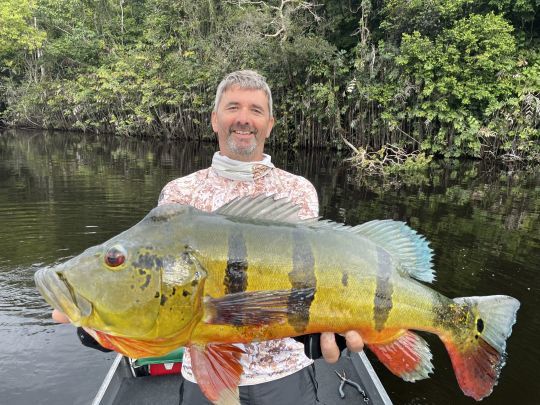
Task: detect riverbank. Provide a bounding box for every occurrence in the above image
[1,1,539,161]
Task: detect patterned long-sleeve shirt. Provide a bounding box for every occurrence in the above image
[158,163,319,385]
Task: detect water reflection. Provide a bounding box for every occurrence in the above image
[0,129,539,404]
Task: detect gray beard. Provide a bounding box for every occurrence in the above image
[226,133,258,156]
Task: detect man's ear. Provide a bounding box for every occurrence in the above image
[211,111,218,133]
[266,116,275,138]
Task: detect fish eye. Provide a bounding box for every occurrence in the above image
[105,245,127,269]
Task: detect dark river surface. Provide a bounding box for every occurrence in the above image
[1,129,538,405]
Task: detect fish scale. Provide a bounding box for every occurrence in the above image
[189,211,444,341]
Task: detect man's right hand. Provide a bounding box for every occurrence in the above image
[52,309,113,352]
[321,331,364,364]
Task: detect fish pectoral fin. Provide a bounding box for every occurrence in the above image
[190,344,244,405]
[203,288,315,326]
[367,330,434,382]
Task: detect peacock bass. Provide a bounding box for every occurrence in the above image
[34,195,520,404]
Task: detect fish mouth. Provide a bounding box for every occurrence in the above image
[34,267,93,324]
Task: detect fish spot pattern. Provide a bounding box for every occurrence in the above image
[141,274,152,291]
[133,253,163,291]
[477,318,484,333]
[433,298,471,341]
[374,246,393,331]
[288,229,316,333]
[341,271,349,287]
[134,253,163,271]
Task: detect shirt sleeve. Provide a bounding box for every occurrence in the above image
[290,177,319,219]
[158,173,199,206]
[158,182,176,206]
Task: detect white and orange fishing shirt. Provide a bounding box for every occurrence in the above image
[158,158,318,385]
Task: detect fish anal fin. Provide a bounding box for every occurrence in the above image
[190,344,244,405]
[204,288,315,326]
[367,330,433,382]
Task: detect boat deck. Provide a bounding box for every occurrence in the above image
[94,351,392,405]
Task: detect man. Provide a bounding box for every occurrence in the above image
[158,70,364,404]
[53,70,364,404]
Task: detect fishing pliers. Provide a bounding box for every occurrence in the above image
[335,370,369,402]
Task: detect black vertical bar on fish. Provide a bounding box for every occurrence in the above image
[223,227,249,327]
[374,246,393,331]
[288,229,316,333]
[224,227,249,294]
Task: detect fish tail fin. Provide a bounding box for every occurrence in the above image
[440,295,520,401]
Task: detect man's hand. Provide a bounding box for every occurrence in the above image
[52,309,70,323]
[321,331,364,363]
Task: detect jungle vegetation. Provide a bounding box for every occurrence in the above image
[1,0,539,162]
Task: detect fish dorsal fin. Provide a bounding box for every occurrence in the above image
[215,194,312,224]
[215,196,433,282]
[311,219,434,282]
[352,220,434,282]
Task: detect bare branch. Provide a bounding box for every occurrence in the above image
[264,27,285,38]
[226,0,322,40]
[341,135,360,155]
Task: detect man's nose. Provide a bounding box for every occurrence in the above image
[235,108,250,125]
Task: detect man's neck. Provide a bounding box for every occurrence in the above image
[219,151,264,162]
[211,152,274,181]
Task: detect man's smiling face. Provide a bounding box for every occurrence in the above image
[212,85,274,162]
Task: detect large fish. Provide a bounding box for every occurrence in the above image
[35,195,519,404]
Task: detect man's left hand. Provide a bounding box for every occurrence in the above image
[320,331,364,364]
[52,309,70,323]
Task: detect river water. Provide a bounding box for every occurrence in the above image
[1,129,538,404]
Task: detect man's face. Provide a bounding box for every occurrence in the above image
[212,85,274,162]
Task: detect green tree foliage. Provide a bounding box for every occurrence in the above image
[395,13,517,157]
[378,0,475,41]
[0,0,46,74]
[349,0,539,161]
[1,0,539,161]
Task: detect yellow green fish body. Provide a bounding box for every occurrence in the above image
[35,196,519,404]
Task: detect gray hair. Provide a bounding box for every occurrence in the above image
[213,70,273,117]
